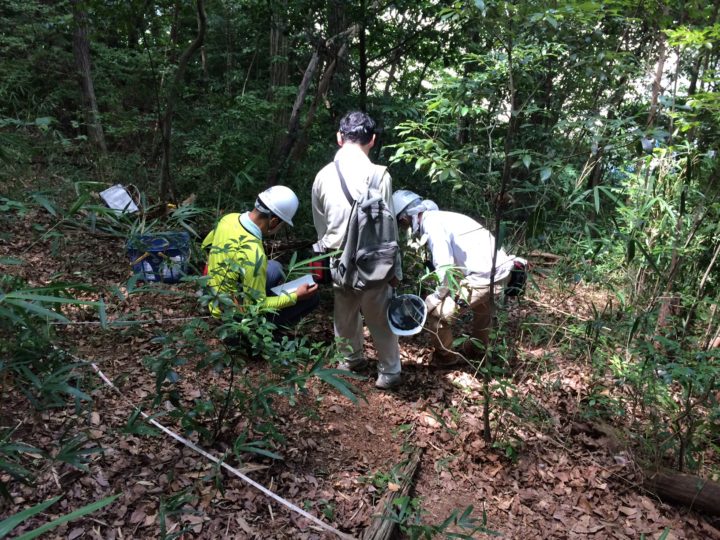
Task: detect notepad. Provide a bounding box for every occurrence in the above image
[99,184,139,214]
[270,274,315,296]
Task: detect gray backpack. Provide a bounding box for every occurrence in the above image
[331,161,399,290]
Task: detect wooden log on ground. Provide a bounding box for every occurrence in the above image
[645,470,720,516]
[362,448,423,540]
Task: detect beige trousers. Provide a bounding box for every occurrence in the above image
[426,275,508,356]
[333,284,401,375]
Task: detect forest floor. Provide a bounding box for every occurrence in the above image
[2,205,720,540]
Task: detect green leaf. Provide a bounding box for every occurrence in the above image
[30,193,57,217]
[593,186,600,214]
[98,298,107,329]
[522,154,531,169]
[6,292,97,306]
[540,167,552,181]
[4,299,69,322]
[12,494,120,540]
[0,257,23,265]
[34,117,53,128]
[67,193,90,217]
[625,238,635,264]
[312,369,361,404]
[0,496,62,537]
[235,444,282,460]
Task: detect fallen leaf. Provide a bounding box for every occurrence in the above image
[129,508,146,524]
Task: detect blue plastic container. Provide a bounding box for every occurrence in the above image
[127,231,190,283]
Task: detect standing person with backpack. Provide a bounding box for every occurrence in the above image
[311,111,403,389]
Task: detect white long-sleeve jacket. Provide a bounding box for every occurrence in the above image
[420,210,517,294]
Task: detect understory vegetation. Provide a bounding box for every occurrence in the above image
[2,0,719,537]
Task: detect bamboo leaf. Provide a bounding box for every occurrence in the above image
[0,496,62,537]
[4,300,69,322]
[30,192,58,217]
[12,494,120,540]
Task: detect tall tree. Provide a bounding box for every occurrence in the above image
[71,0,107,156]
[159,0,206,205]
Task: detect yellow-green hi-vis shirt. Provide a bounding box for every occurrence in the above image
[202,213,297,317]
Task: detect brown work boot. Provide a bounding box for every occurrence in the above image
[460,340,486,359]
[430,349,463,368]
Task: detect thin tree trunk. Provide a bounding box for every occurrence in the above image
[483,38,520,444]
[268,0,288,114]
[266,49,321,186]
[327,0,350,100]
[225,4,233,95]
[127,0,151,48]
[273,25,357,173]
[646,8,669,130]
[159,0,206,205]
[71,0,107,156]
[382,57,399,96]
[291,40,349,161]
[358,0,368,111]
[200,45,209,80]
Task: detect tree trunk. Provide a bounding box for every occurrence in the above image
[268,0,289,111]
[290,40,349,161]
[646,8,669,130]
[327,0,350,102]
[273,25,357,173]
[645,471,720,516]
[266,49,321,186]
[71,0,107,156]
[484,40,521,443]
[358,0,368,111]
[224,3,234,96]
[159,0,207,205]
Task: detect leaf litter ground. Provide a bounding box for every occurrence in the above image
[1,210,718,539]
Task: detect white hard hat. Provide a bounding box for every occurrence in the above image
[392,190,422,218]
[257,185,299,226]
[387,294,427,336]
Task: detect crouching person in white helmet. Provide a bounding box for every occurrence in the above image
[393,189,524,367]
[202,186,320,332]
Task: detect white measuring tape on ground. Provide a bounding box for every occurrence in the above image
[49,316,211,326]
[66,350,357,540]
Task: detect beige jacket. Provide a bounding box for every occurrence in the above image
[312,144,402,280]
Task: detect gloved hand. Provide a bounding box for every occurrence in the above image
[425,292,456,321]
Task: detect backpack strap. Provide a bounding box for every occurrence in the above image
[334,160,355,206]
[368,165,387,190]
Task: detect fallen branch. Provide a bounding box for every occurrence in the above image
[644,470,720,516]
[362,447,423,540]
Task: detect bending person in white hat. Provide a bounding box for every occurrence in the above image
[392,190,523,366]
[203,185,319,327]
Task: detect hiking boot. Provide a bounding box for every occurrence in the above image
[430,350,463,368]
[460,340,485,359]
[375,372,402,389]
[337,358,368,372]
